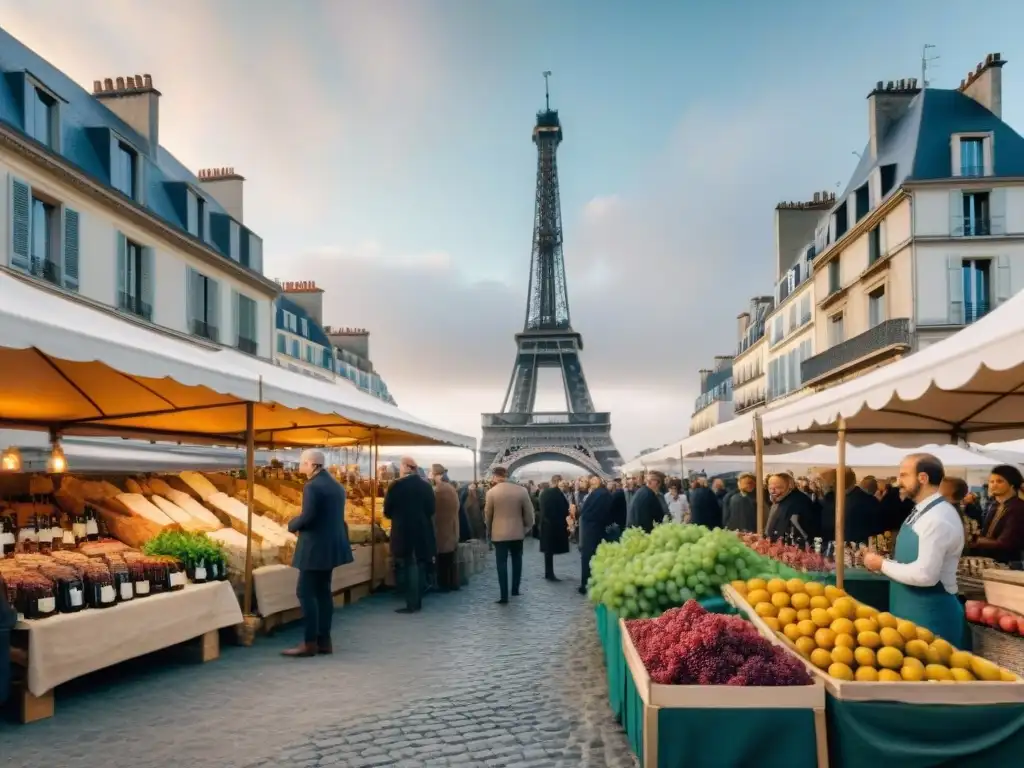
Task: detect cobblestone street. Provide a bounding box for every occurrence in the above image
[2,540,634,768]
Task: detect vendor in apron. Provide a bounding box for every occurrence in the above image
[862,453,966,645]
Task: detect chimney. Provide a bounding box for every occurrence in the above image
[93,73,160,156]
[867,77,920,160]
[699,369,711,391]
[959,53,1005,118]
[197,167,245,222]
[736,312,751,343]
[278,279,325,326]
[713,355,733,372]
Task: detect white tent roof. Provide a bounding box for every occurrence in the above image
[761,288,1024,446]
[697,442,1013,471]
[620,413,757,473]
[0,271,474,450]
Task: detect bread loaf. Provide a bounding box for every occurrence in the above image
[178,471,219,501]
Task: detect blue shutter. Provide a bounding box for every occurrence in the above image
[996,255,1012,305]
[990,188,1007,236]
[116,232,128,307]
[202,203,211,244]
[21,78,35,139]
[948,255,964,323]
[140,247,154,321]
[186,190,198,236]
[185,266,197,333]
[249,233,263,272]
[62,207,80,291]
[949,191,963,237]
[228,221,240,261]
[109,133,122,192]
[207,279,220,341]
[231,288,240,346]
[9,176,30,270]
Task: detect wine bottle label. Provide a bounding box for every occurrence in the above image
[69,588,83,608]
[135,580,151,595]
[194,566,207,581]
[62,530,75,545]
[72,523,87,539]
[17,528,36,542]
[0,531,14,545]
[37,596,56,614]
[169,571,186,588]
[100,585,116,603]
[119,582,133,601]
[85,519,99,536]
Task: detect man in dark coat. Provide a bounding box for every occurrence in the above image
[764,473,819,545]
[384,456,436,614]
[689,475,722,529]
[539,474,570,581]
[578,475,612,595]
[723,473,758,532]
[818,469,882,549]
[283,448,354,657]
[609,480,628,529]
[626,471,669,532]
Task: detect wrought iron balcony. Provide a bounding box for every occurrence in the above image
[26,258,61,287]
[191,319,219,342]
[952,216,1004,237]
[734,390,766,413]
[117,291,153,321]
[693,383,732,413]
[801,318,911,385]
[236,336,258,355]
[951,301,992,325]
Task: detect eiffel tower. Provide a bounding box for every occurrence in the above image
[480,74,623,478]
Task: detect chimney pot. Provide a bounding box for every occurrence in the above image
[977,62,983,74]
[876,80,884,91]
[116,76,125,90]
[813,192,820,202]
[104,77,114,91]
[143,74,153,88]
[126,76,135,89]
[93,80,102,93]
[135,73,143,87]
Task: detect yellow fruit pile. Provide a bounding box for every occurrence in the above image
[731,577,1017,683]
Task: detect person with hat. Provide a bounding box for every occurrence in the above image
[970,464,1024,563]
[862,453,965,643]
[430,463,461,591]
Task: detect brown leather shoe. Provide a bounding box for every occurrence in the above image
[280,642,317,658]
[317,639,333,655]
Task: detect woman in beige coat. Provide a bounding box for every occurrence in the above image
[431,464,461,591]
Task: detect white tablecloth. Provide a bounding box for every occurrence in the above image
[252,544,375,616]
[16,580,242,696]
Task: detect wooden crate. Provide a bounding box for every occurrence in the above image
[983,569,1024,616]
[620,617,827,768]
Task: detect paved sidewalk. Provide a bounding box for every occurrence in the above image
[2,540,634,768]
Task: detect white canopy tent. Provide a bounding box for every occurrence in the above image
[619,413,759,473]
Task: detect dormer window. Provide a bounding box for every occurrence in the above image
[30,87,57,148]
[952,133,993,178]
[112,140,138,199]
[186,190,207,240]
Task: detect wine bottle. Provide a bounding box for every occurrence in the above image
[85,505,100,541]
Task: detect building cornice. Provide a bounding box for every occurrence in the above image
[903,176,1024,188]
[812,189,908,273]
[0,124,280,297]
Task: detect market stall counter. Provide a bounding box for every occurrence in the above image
[10,580,241,723]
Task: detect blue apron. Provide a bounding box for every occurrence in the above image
[888,497,965,645]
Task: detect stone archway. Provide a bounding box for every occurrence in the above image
[490,445,608,478]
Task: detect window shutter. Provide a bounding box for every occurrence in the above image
[62,207,80,291]
[990,188,1007,235]
[951,137,962,177]
[186,190,198,236]
[228,221,240,261]
[116,232,128,301]
[878,221,887,257]
[949,190,964,236]
[22,79,35,139]
[996,255,1012,304]
[947,255,964,323]
[109,132,122,191]
[140,247,154,321]
[185,267,197,333]
[231,288,240,346]
[135,157,145,204]
[207,279,220,341]
[983,137,994,176]
[9,176,31,270]
[202,205,211,244]
[249,233,263,272]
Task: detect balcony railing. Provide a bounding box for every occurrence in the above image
[734,391,766,413]
[694,383,732,413]
[952,216,1004,237]
[117,291,153,321]
[191,319,219,342]
[960,165,985,178]
[236,336,258,355]
[26,257,61,286]
[801,318,911,384]
[951,301,992,325]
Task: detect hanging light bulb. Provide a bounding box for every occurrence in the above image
[1,446,22,472]
[47,441,67,474]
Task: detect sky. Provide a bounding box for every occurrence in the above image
[4,1,1024,475]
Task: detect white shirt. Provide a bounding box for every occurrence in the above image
[880,492,963,594]
[665,492,690,523]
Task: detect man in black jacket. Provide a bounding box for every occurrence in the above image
[723,473,758,532]
[819,469,884,549]
[627,471,670,532]
[689,475,722,529]
[764,473,819,544]
[578,475,613,594]
[283,449,354,657]
[538,474,570,581]
[384,456,436,615]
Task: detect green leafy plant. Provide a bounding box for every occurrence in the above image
[143,529,226,569]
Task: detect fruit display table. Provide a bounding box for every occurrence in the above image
[724,583,1024,767]
[620,616,827,768]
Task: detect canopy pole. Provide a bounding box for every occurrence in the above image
[679,444,684,481]
[242,402,256,616]
[754,414,765,533]
[835,417,848,590]
[368,431,380,593]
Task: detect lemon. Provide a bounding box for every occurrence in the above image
[876,612,898,630]
[925,664,954,681]
[797,619,817,637]
[835,633,856,649]
[902,656,924,673]
[763,617,781,631]
[777,608,798,626]
[766,578,788,594]
[831,618,855,636]
[951,668,976,682]
[832,597,857,619]
[797,609,812,621]
[878,669,902,681]
[877,646,904,670]
[854,646,877,668]
[815,628,837,650]
[747,578,767,591]
[949,651,972,670]
[1001,670,1018,682]
[771,591,792,609]
[786,578,806,594]
[915,626,935,643]
[810,648,833,669]
[901,664,925,681]
[854,617,879,634]
[755,602,778,618]
[829,662,855,680]
[857,631,882,649]
[855,666,879,681]
[811,608,832,627]
[730,580,749,595]
[795,636,817,657]
[831,645,855,666]
[790,593,811,610]
[747,589,771,606]
[824,585,846,601]
[879,627,905,649]
[804,581,826,597]
[904,639,929,661]
[969,655,1002,682]
[855,604,879,619]
[896,620,919,642]
[784,624,803,642]
[809,596,831,610]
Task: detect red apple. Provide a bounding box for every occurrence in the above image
[966,601,984,623]
[999,614,1018,633]
[982,605,1002,626]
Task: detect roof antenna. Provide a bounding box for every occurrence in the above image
[922,44,939,89]
[543,70,552,111]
